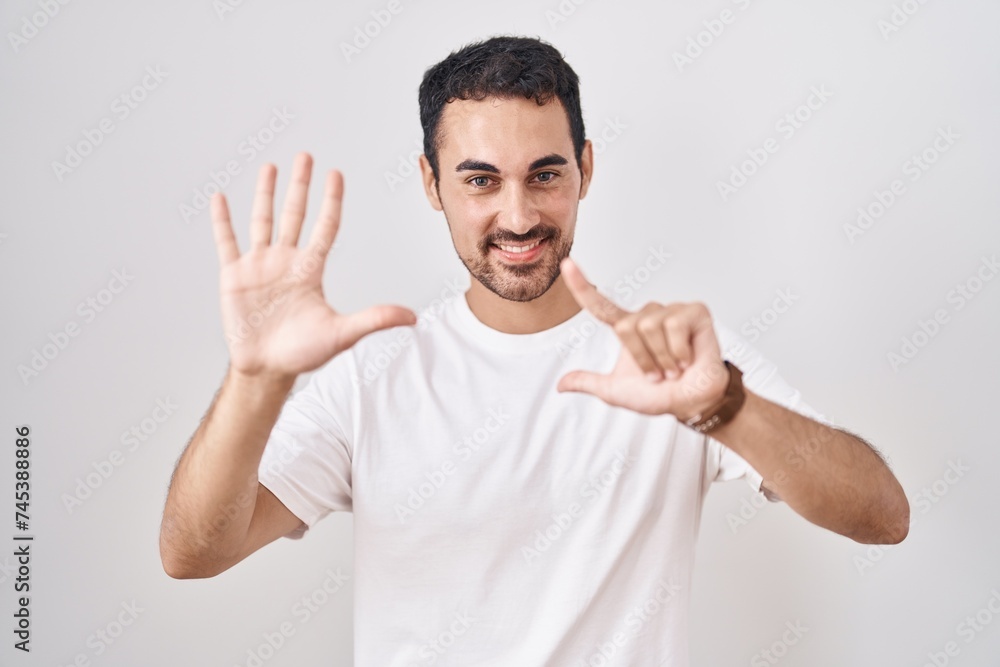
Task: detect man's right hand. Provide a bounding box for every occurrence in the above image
[210,152,417,380]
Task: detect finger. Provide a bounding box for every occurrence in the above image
[249,163,277,249]
[336,305,418,351]
[307,170,343,257]
[277,152,314,246]
[560,257,629,325]
[687,304,721,366]
[556,370,622,406]
[665,307,697,371]
[636,311,680,379]
[210,192,240,264]
[614,314,666,380]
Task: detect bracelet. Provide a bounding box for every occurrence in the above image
[684,361,746,434]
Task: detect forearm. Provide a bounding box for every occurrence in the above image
[159,367,294,575]
[708,389,909,544]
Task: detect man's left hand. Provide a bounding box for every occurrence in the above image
[556,257,730,422]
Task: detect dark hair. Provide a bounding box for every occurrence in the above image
[418,35,586,183]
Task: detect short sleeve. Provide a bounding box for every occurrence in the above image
[257,351,357,539]
[707,321,839,503]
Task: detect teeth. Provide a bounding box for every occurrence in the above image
[497,239,542,254]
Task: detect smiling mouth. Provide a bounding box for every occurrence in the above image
[490,237,548,263]
[493,238,543,253]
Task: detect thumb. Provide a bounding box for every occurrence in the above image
[337,305,418,351]
[557,370,617,403]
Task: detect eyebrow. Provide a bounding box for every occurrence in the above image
[454,153,569,174]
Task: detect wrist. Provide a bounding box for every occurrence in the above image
[683,361,746,433]
[676,360,729,422]
[226,365,297,397]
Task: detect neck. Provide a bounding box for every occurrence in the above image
[465,275,582,334]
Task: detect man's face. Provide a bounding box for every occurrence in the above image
[419,96,593,303]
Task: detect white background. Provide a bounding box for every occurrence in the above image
[2,0,999,665]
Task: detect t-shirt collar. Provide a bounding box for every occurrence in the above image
[450,289,597,354]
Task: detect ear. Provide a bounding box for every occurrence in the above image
[578,140,594,200]
[419,154,443,211]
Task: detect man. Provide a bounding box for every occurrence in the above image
[160,36,908,666]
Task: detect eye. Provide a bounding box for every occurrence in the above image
[535,171,557,183]
[470,175,492,188]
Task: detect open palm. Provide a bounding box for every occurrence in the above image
[211,153,416,379]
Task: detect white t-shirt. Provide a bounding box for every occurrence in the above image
[257,288,834,666]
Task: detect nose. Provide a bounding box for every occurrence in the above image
[497,182,540,235]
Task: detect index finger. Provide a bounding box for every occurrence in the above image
[560,257,629,325]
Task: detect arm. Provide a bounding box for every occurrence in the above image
[159,153,416,579]
[553,258,908,546]
[159,369,299,579]
[708,389,909,545]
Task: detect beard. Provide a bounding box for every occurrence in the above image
[445,214,574,303]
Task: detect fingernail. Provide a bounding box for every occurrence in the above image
[666,369,680,380]
[646,371,663,382]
